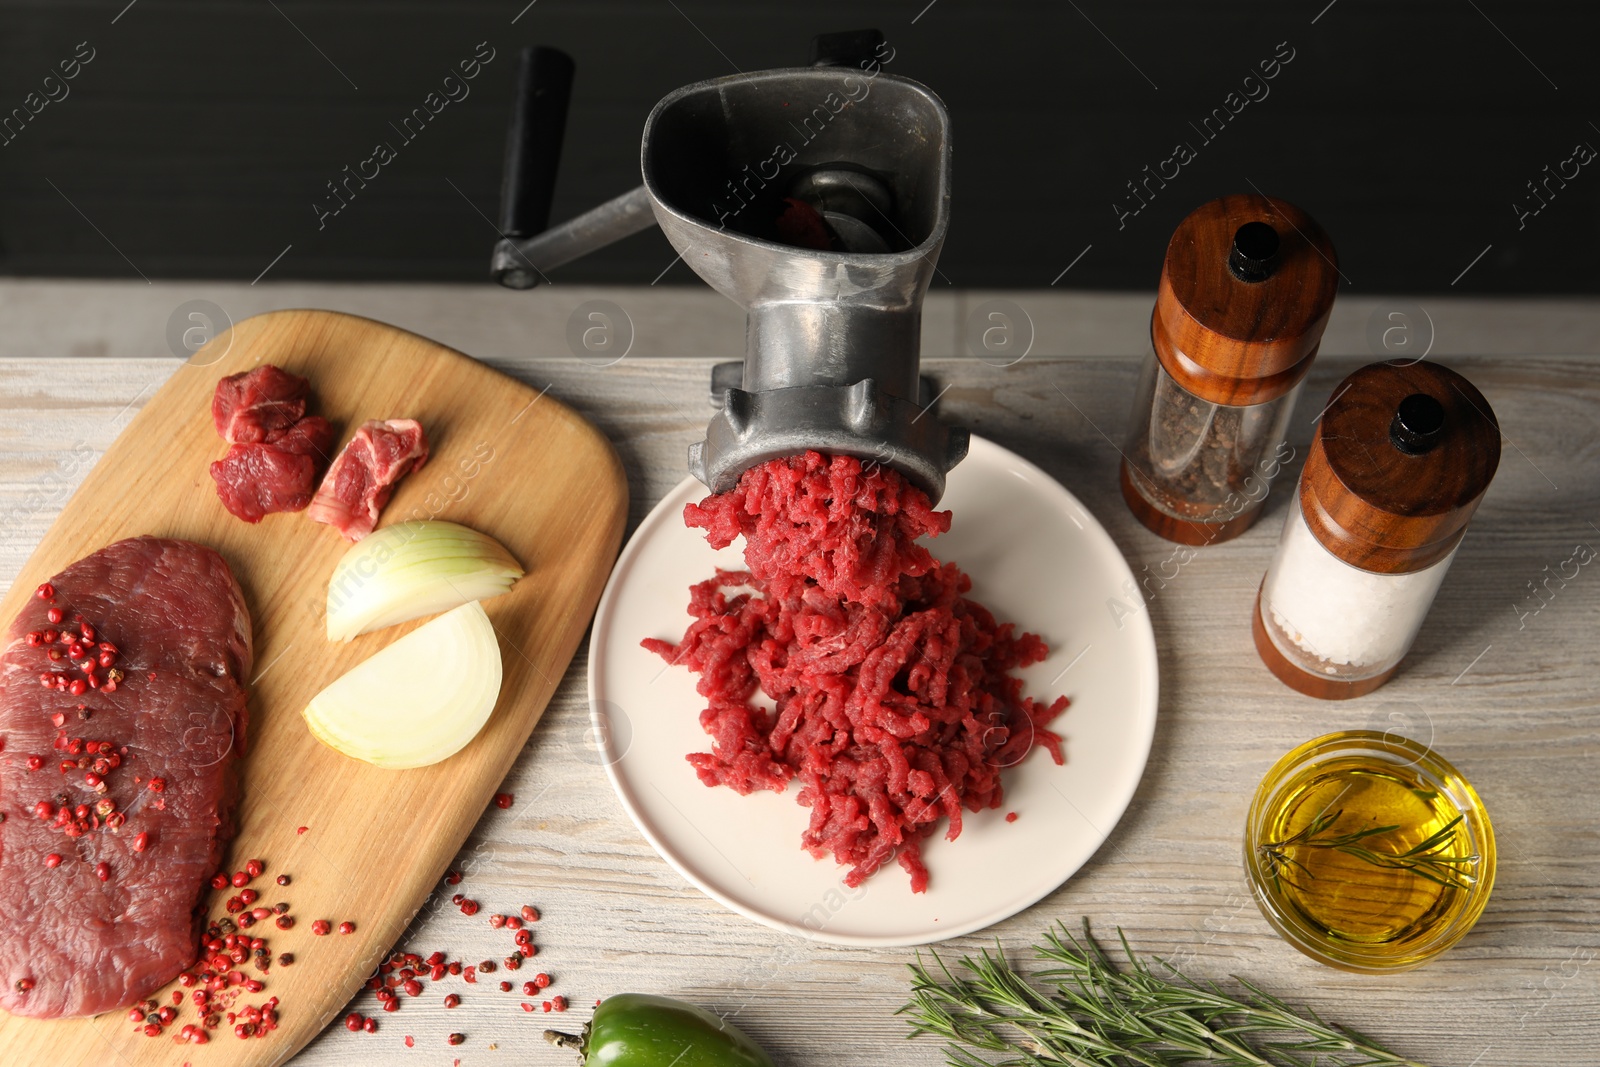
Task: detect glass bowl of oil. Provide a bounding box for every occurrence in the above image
[1244,731,1495,973]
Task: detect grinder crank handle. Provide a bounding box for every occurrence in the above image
[499,46,574,241]
[492,46,656,289]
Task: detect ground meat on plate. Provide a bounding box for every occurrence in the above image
[644,451,1067,893]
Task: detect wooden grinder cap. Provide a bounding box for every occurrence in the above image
[1153,195,1339,407]
[1300,360,1501,574]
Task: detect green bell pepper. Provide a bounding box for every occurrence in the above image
[545,993,775,1067]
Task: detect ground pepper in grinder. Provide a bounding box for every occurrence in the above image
[1121,195,1338,544]
[1253,359,1501,699]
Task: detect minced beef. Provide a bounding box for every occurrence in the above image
[643,452,1067,893]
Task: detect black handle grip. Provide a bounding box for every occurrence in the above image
[498,46,576,239]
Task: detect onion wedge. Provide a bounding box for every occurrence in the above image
[303,601,502,769]
[326,520,523,642]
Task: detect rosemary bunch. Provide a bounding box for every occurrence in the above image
[1258,810,1476,891]
[902,919,1434,1067]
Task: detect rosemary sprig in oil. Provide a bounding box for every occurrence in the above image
[1258,808,1477,891]
[902,919,1435,1067]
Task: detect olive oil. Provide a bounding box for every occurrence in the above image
[1245,732,1495,972]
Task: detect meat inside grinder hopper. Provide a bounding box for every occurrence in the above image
[490,50,968,501]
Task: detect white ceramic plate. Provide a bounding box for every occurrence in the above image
[587,436,1158,947]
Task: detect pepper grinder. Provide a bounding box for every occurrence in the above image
[1253,359,1502,699]
[1120,195,1338,544]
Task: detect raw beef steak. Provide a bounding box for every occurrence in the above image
[306,418,430,542]
[0,537,251,1018]
[211,364,309,445]
[209,415,335,523]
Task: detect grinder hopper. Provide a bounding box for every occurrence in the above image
[492,36,968,501]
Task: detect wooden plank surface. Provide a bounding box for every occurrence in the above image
[11,279,1600,367]
[0,311,628,1066]
[1,346,1596,1066]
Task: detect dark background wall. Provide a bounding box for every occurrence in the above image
[0,1,1594,293]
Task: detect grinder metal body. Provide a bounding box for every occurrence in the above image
[492,39,968,501]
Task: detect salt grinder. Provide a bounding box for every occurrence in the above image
[1121,195,1338,544]
[1253,360,1501,700]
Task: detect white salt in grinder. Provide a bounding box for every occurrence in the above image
[1253,360,1501,699]
[489,32,968,502]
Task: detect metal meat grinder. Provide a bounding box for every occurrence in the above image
[491,30,968,502]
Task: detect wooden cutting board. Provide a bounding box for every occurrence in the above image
[0,310,627,1066]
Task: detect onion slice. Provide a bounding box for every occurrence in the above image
[326,520,523,642]
[303,601,502,769]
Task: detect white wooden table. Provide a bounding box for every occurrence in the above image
[1,300,1596,1066]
